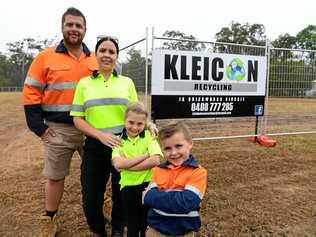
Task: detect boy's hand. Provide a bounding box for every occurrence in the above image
[142,187,149,204]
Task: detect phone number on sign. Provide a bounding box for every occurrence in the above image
[191,102,233,112]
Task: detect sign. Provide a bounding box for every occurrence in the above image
[151,49,267,119]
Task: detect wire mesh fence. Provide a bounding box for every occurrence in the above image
[269,48,316,97]
[0,87,22,92]
[149,37,316,139]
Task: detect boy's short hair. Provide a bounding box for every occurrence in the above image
[62,7,86,27]
[125,102,148,119]
[158,121,192,142]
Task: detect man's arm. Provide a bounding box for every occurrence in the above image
[23,52,48,137]
[24,104,48,136]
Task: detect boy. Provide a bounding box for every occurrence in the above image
[112,102,163,237]
[143,121,207,236]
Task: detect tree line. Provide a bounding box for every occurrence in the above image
[0,22,315,90]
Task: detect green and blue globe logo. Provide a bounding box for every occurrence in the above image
[226,58,245,81]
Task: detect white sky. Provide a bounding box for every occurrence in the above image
[1,0,315,56]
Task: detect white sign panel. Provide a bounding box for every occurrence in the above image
[151,49,267,119]
[152,49,267,96]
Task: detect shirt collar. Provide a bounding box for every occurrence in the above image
[120,128,145,140]
[158,154,199,168]
[55,40,91,56]
[90,71,118,80]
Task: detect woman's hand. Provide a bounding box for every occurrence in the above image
[97,132,121,148]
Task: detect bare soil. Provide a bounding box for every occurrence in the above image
[0,93,316,237]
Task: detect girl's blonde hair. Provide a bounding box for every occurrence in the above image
[125,102,148,120]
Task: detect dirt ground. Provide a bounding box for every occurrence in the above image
[0,93,316,237]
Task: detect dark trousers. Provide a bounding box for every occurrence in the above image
[121,183,149,237]
[81,136,123,236]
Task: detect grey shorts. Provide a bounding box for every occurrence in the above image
[42,122,84,180]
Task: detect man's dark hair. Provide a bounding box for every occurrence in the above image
[62,7,86,27]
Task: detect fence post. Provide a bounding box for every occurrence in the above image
[262,38,271,135]
[145,27,149,110]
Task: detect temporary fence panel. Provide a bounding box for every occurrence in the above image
[150,31,316,139]
[118,30,149,107]
[0,87,22,92]
[264,47,316,135]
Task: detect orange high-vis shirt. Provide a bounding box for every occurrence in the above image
[23,47,98,108]
[23,41,98,136]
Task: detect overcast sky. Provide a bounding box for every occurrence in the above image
[1,0,315,55]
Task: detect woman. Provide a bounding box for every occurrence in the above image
[70,37,138,237]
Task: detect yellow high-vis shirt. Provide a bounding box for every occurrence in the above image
[70,73,138,134]
[112,129,163,189]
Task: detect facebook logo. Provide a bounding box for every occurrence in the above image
[254,105,263,116]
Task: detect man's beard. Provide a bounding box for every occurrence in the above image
[63,33,83,47]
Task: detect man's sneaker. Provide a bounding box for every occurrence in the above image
[38,214,58,237]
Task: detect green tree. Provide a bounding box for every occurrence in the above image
[215,21,266,45]
[4,37,57,86]
[214,22,266,55]
[271,33,297,49]
[122,48,146,92]
[0,53,16,86]
[161,30,205,51]
[296,25,316,50]
[271,34,298,60]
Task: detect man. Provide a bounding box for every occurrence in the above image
[23,7,98,236]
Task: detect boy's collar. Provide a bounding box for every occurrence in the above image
[159,154,199,168]
[120,128,145,140]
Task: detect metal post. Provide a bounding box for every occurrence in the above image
[262,38,271,135]
[151,27,155,122]
[145,27,149,110]
[151,27,155,54]
[21,54,26,86]
[254,116,259,142]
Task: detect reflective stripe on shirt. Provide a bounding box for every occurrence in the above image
[42,104,72,112]
[153,209,199,217]
[185,184,202,199]
[84,98,130,109]
[46,82,77,90]
[98,125,125,134]
[71,104,84,112]
[24,76,46,91]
